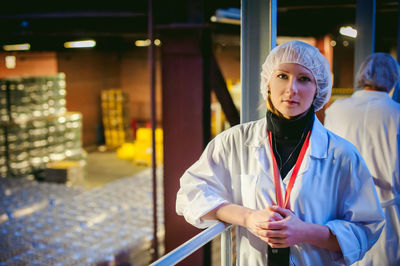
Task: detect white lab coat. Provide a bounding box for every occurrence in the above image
[324,90,400,265]
[176,116,384,266]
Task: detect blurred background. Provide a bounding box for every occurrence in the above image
[0,0,398,265]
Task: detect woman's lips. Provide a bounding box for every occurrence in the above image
[283,100,298,105]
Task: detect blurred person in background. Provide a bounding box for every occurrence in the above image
[176,40,384,265]
[324,52,400,265]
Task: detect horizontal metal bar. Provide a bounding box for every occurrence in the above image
[0,11,145,19]
[150,222,232,266]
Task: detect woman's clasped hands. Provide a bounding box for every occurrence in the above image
[246,205,308,248]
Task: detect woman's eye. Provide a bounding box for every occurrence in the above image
[277,73,288,79]
[299,76,311,82]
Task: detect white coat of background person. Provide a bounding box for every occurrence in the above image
[176,41,385,265]
[324,53,400,265]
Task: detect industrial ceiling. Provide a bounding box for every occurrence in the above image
[0,0,397,51]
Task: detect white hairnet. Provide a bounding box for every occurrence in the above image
[260,40,332,111]
[356,52,400,92]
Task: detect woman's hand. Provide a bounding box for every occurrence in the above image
[201,203,283,233]
[203,203,341,252]
[245,205,284,235]
[253,206,341,252]
[254,205,306,248]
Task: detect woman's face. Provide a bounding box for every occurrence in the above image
[268,63,317,118]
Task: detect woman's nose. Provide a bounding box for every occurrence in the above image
[287,79,298,95]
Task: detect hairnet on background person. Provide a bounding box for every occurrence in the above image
[260,40,332,111]
[356,52,400,92]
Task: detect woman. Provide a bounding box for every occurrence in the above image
[176,40,384,265]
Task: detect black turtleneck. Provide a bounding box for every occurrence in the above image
[266,107,315,178]
[266,107,314,266]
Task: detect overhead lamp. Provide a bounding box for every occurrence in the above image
[210,8,240,25]
[135,39,151,47]
[154,39,161,46]
[3,43,31,51]
[5,56,16,69]
[135,39,162,47]
[64,40,96,48]
[210,15,240,25]
[339,26,357,38]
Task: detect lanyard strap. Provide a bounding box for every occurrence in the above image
[268,130,311,209]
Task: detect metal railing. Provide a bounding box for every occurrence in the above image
[150,222,233,266]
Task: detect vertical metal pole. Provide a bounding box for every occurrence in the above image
[393,0,400,103]
[241,0,276,123]
[354,0,376,90]
[148,0,158,261]
[161,28,208,265]
[220,228,232,266]
[5,81,11,176]
[267,1,277,54]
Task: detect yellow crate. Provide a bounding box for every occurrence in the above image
[133,142,163,166]
[116,142,135,160]
[136,128,163,143]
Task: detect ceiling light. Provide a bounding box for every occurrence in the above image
[210,16,240,25]
[5,56,16,69]
[64,40,96,48]
[339,26,357,38]
[154,39,162,46]
[3,43,31,51]
[135,39,151,47]
[215,8,240,20]
[210,8,240,25]
[135,39,162,47]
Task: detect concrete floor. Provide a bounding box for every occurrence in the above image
[84,148,150,189]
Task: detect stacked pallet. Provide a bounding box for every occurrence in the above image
[0,74,84,178]
[101,89,131,149]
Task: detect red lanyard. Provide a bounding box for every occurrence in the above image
[267,130,311,209]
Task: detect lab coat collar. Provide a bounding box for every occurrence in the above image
[244,118,268,148]
[309,117,328,159]
[352,89,391,100]
[245,115,328,160]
